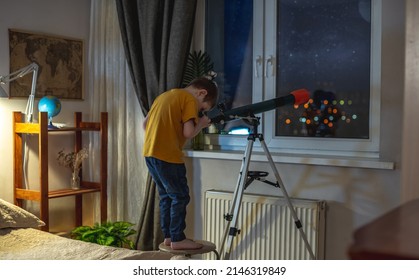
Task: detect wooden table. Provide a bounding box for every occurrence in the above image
[348,199,419,259]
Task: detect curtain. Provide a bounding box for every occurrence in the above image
[115,0,197,250]
[88,0,147,225]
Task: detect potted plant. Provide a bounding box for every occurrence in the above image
[71,221,137,249]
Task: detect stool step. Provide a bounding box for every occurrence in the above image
[159,240,219,259]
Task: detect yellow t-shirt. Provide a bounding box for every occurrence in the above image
[143,89,198,163]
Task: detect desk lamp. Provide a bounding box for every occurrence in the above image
[0,62,39,123]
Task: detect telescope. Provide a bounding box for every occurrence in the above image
[208,88,310,124]
[214,87,317,260]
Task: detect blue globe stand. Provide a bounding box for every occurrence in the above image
[47,117,59,129]
[38,95,61,129]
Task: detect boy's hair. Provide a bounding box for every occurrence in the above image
[187,77,219,108]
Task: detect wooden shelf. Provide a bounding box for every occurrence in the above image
[13,111,108,232]
[48,187,101,198]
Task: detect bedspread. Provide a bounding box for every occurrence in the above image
[0,227,173,260]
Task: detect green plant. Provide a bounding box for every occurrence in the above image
[71,221,137,249]
[182,50,214,87]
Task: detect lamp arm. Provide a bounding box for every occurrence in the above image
[25,63,39,123]
[0,62,39,123]
[0,62,38,83]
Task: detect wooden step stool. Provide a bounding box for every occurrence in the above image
[159,240,220,259]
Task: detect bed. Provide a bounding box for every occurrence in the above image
[0,199,174,260]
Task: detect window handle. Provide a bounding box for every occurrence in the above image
[254,55,263,77]
[265,55,275,77]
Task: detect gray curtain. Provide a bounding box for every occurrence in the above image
[115,0,197,250]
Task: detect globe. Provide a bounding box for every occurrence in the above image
[38,95,62,127]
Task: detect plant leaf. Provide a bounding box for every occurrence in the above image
[71,221,137,249]
[182,50,214,87]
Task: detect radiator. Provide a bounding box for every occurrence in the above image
[204,190,326,260]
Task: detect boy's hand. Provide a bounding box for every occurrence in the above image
[183,116,211,139]
[198,115,211,129]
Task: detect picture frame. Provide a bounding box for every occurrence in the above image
[8,29,84,100]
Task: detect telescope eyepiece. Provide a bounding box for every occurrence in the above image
[217,103,226,112]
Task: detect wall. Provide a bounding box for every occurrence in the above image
[0,0,408,259]
[0,0,91,232]
[184,0,405,260]
[401,0,419,201]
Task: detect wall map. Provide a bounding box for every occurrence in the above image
[9,29,83,99]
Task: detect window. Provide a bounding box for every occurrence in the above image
[205,0,381,157]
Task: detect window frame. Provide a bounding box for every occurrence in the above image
[204,0,382,159]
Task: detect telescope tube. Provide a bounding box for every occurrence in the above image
[210,88,310,124]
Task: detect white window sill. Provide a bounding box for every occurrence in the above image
[184,149,395,170]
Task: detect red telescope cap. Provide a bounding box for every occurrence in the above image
[291,89,310,105]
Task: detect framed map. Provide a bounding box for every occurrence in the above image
[8,29,84,99]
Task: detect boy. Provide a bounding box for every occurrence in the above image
[143,77,218,250]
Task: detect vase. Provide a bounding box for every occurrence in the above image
[192,131,205,150]
[71,172,80,190]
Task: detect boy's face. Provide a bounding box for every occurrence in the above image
[200,101,212,113]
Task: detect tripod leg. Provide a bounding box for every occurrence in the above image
[259,139,316,259]
[219,138,255,260]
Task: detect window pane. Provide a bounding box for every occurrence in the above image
[275,0,371,139]
[205,0,253,134]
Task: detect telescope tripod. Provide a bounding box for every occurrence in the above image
[218,118,315,260]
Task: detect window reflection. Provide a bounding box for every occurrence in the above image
[275,0,371,138]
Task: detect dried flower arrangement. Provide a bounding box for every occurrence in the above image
[57,148,89,176]
[57,148,88,189]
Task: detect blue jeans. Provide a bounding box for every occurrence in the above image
[145,157,190,242]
